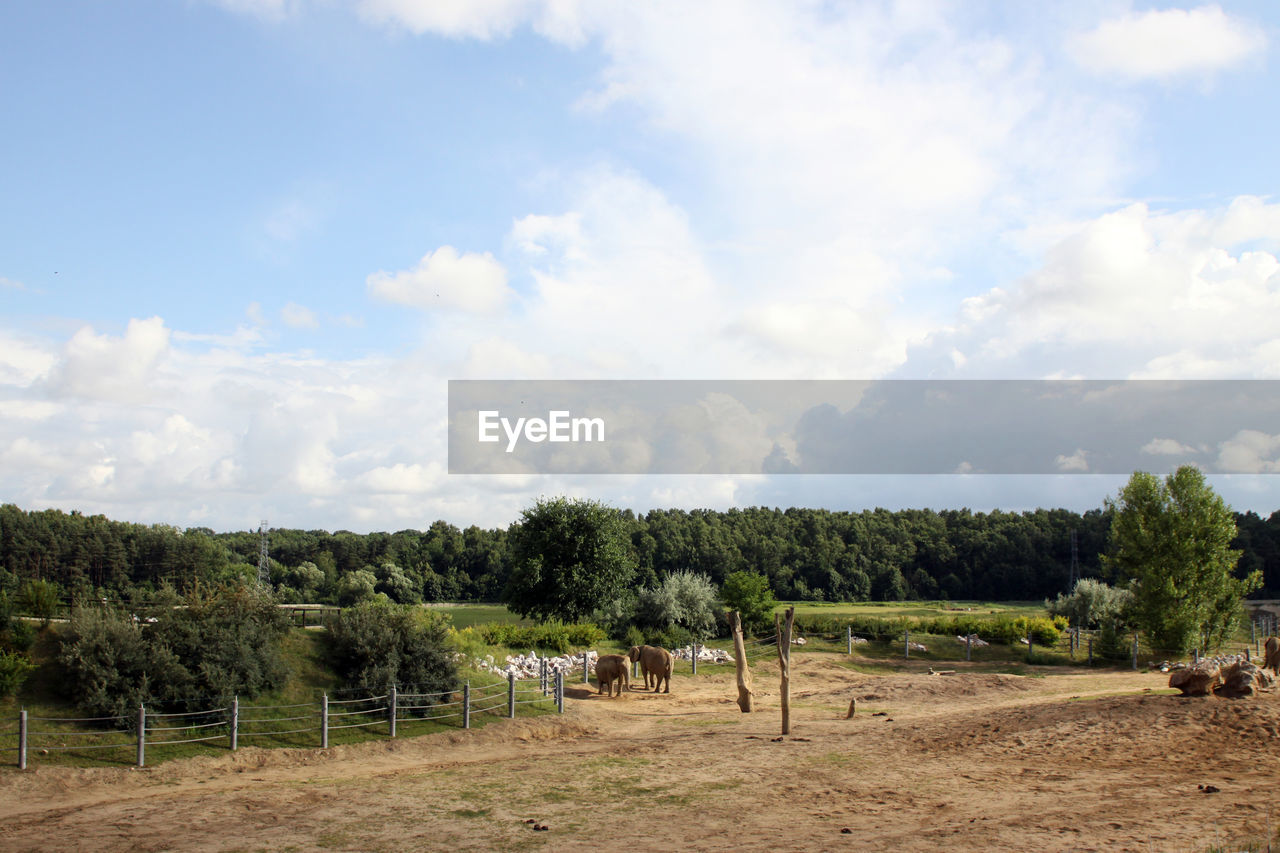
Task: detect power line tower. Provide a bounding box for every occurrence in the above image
[257,520,270,588]
[1067,528,1079,589]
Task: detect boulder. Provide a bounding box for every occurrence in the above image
[1169,662,1220,696]
[1215,660,1274,698]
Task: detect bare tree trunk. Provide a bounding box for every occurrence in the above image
[729,610,753,713]
[776,605,794,735]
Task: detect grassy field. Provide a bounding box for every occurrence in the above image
[779,599,1046,620]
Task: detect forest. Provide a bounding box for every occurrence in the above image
[2,502,1278,606]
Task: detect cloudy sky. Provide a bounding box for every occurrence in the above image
[3,1,1279,532]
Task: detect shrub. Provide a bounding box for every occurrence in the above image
[57,586,291,719]
[1046,579,1132,630]
[634,571,720,639]
[0,650,36,699]
[473,621,605,653]
[324,600,459,696]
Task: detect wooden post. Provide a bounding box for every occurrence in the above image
[463,682,471,729]
[776,605,794,735]
[321,693,329,748]
[230,696,238,752]
[1026,629,1033,661]
[389,685,397,738]
[1193,648,1199,665]
[18,709,27,770]
[136,704,146,768]
[1088,635,1093,665]
[729,611,753,713]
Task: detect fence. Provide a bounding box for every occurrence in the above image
[3,671,563,771]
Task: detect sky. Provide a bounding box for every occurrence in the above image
[2,0,1279,533]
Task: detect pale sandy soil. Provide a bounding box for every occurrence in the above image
[3,654,1279,852]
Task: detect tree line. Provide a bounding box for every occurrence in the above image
[2,501,1278,606]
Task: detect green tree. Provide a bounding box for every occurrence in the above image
[324,600,458,696]
[1104,467,1260,655]
[19,578,61,627]
[503,497,635,622]
[719,571,778,634]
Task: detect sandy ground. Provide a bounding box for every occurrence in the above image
[3,654,1279,852]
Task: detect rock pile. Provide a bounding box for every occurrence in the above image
[466,650,598,679]
[955,634,989,647]
[673,645,735,664]
[1167,655,1276,697]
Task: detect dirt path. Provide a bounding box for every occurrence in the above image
[3,656,1278,852]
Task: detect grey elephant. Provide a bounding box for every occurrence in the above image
[595,653,630,697]
[628,644,674,693]
[1264,636,1280,676]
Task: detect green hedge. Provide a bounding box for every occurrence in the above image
[790,613,1065,647]
[475,620,605,653]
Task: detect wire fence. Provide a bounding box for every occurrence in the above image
[3,671,564,771]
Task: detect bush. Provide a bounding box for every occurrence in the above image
[1046,579,1132,630]
[57,586,291,719]
[634,571,720,639]
[324,600,459,696]
[473,621,605,653]
[0,650,36,699]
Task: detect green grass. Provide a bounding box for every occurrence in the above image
[778,600,1046,620]
[428,603,531,629]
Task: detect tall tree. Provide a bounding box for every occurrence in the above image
[502,497,636,622]
[1104,466,1260,655]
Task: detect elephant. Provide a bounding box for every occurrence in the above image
[595,653,630,697]
[628,644,674,694]
[1264,636,1280,676]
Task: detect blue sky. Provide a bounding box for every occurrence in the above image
[3,0,1279,532]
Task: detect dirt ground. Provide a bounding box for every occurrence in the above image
[3,654,1279,852]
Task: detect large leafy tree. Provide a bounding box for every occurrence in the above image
[503,497,635,622]
[1104,466,1259,655]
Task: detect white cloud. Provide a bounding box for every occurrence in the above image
[1055,449,1090,472]
[1068,5,1267,81]
[1217,430,1280,473]
[1,276,25,289]
[1141,437,1199,456]
[281,302,319,329]
[45,317,173,403]
[922,197,1280,378]
[367,246,513,314]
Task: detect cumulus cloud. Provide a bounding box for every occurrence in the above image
[1068,5,1267,81]
[367,246,513,314]
[1141,437,1200,456]
[921,197,1280,378]
[281,302,319,329]
[1217,430,1280,473]
[45,317,173,403]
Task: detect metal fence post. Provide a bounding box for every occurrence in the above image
[230,696,238,752]
[321,693,329,749]
[846,626,852,655]
[556,670,564,713]
[463,682,471,729]
[1193,648,1199,665]
[18,709,27,770]
[1027,629,1033,661]
[966,634,971,662]
[692,643,698,675]
[507,671,516,719]
[389,685,397,738]
[582,652,589,683]
[136,704,146,768]
[904,630,909,659]
[541,658,548,696]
